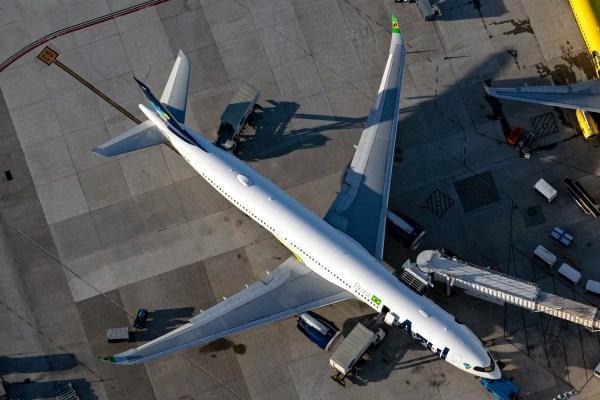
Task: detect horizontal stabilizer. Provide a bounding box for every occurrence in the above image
[92,120,168,157]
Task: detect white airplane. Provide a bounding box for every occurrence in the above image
[95,16,501,380]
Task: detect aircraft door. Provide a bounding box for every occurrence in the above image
[384,311,399,326]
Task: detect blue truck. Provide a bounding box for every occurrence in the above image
[480,376,519,400]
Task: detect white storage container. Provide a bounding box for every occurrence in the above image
[534,178,557,202]
[534,245,557,268]
[557,263,582,285]
[585,279,600,296]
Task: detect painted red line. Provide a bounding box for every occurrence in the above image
[0,0,170,73]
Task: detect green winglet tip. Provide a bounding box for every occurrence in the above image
[97,355,116,363]
[391,15,400,34]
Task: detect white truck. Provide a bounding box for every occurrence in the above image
[329,323,385,383]
[215,81,260,152]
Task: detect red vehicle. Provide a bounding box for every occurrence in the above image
[507,128,524,145]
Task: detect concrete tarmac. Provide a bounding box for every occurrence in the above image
[1,0,600,399]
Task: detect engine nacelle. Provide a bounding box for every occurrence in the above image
[296,311,341,351]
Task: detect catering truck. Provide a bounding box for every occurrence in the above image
[329,323,385,385]
[214,81,260,152]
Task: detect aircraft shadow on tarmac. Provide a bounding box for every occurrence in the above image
[236,99,366,161]
[342,43,600,388]
[0,354,78,374]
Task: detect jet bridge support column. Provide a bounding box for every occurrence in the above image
[446,276,455,296]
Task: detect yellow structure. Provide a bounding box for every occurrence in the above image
[569,0,600,77]
[576,109,599,138]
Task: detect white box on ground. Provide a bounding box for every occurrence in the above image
[585,279,600,295]
[534,178,557,202]
[534,245,557,268]
[558,263,581,285]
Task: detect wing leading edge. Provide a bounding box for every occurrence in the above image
[324,16,406,260]
[484,80,600,113]
[98,257,352,365]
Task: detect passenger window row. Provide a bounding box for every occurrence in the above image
[200,172,379,308]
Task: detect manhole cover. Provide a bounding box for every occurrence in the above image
[423,189,454,218]
[530,112,558,137]
[454,171,501,212]
[520,204,546,227]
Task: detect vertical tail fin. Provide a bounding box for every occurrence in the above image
[160,50,190,123]
[92,50,191,158]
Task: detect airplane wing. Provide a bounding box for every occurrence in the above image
[160,50,190,123]
[98,256,352,365]
[324,16,406,260]
[484,80,600,113]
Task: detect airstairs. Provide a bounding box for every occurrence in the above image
[414,250,600,331]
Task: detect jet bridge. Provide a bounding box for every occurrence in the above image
[415,250,600,331]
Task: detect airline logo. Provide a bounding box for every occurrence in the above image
[354,283,371,298]
[150,101,170,121]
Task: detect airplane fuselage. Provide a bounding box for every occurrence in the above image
[141,102,501,380]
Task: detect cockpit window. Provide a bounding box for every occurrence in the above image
[473,352,496,373]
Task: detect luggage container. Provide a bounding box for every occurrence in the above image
[534,178,557,202]
[585,279,600,296]
[534,245,557,268]
[106,327,130,343]
[550,226,573,247]
[558,263,582,285]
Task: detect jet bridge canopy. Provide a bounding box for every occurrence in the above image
[416,249,600,331]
